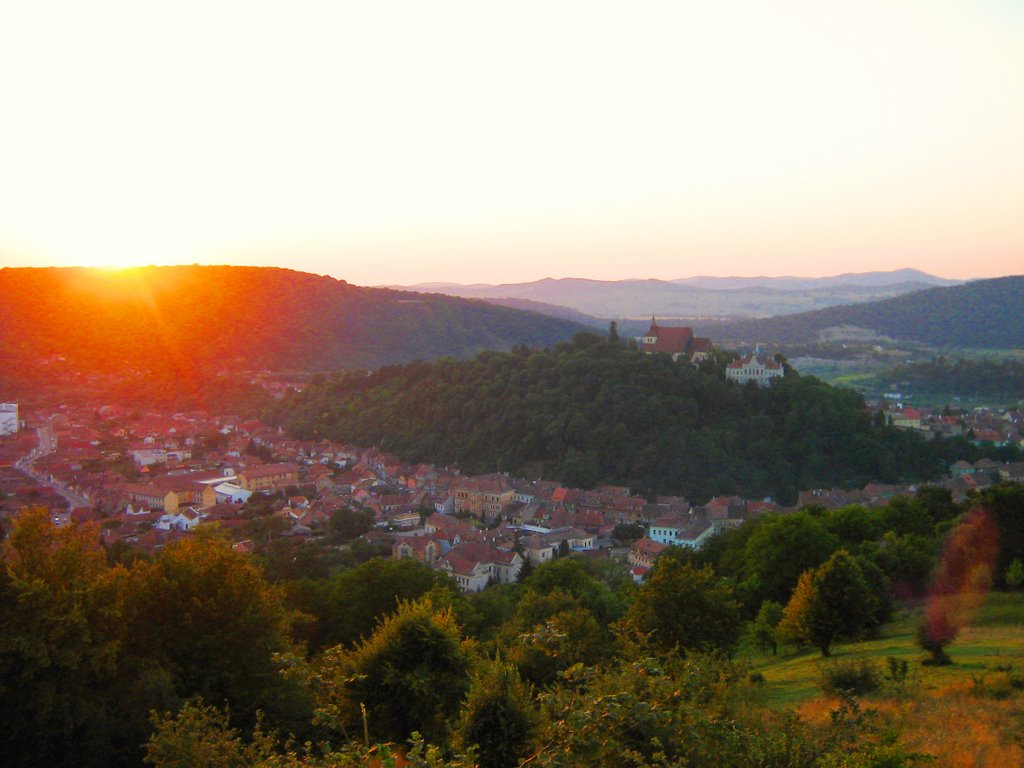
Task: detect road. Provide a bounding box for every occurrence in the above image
[15,419,91,510]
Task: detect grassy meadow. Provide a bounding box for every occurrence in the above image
[746,591,1024,766]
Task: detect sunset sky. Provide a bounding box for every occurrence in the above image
[1,1,1022,286]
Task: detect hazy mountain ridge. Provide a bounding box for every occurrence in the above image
[702,275,1024,349]
[391,270,961,319]
[672,268,959,291]
[0,266,588,383]
[476,297,604,326]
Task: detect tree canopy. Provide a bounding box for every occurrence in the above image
[779,550,883,656]
[269,334,965,504]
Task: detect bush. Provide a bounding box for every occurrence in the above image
[882,656,913,696]
[970,665,1024,700]
[819,659,881,697]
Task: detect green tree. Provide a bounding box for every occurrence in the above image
[970,483,1024,586]
[624,559,742,654]
[327,507,372,544]
[520,556,630,627]
[122,532,308,731]
[502,589,605,687]
[779,550,878,657]
[145,700,278,768]
[453,659,539,768]
[1005,558,1024,590]
[751,600,784,656]
[294,557,460,652]
[311,599,472,745]
[864,531,936,599]
[0,510,129,768]
[742,512,840,607]
[611,523,644,543]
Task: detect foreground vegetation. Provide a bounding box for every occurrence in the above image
[4,483,1024,767]
[752,592,1024,707]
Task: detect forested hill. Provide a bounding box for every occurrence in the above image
[269,334,983,503]
[706,275,1024,348]
[0,266,587,378]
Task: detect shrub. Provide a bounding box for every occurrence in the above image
[970,665,1024,699]
[882,656,914,696]
[819,659,881,697]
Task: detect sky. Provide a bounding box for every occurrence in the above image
[1,1,1022,286]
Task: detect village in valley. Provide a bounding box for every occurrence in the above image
[2,322,1021,592]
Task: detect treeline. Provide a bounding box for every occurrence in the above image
[705,275,1024,348]
[5,485,1024,767]
[877,356,1024,399]
[0,359,276,414]
[0,266,585,399]
[268,333,1003,504]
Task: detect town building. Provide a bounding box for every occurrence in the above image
[628,538,668,580]
[648,516,715,548]
[725,351,784,386]
[640,319,714,363]
[237,462,301,492]
[438,542,523,592]
[453,474,515,520]
[0,403,18,436]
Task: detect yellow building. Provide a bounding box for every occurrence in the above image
[237,463,301,492]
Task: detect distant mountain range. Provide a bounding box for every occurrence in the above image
[671,268,960,291]
[391,269,961,320]
[0,266,587,386]
[699,275,1024,350]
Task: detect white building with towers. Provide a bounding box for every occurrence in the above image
[725,348,784,387]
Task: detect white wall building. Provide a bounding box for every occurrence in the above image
[725,353,784,387]
[0,403,18,435]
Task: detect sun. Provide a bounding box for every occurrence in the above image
[19,231,187,272]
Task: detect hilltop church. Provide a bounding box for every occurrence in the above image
[640,318,713,363]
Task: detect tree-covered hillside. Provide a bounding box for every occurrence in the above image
[269,334,985,503]
[877,357,1024,399]
[0,266,587,383]
[706,275,1024,348]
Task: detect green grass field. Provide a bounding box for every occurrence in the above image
[747,592,1024,707]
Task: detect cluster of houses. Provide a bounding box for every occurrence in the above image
[3,383,1022,592]
[0,402,784,586]
[393,476,742,585]
[882,402,1024,448]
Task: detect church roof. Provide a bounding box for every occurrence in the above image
[643,322,694,354]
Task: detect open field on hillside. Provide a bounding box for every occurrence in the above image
[749,592,1024,707]
[747,592,1024,767]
